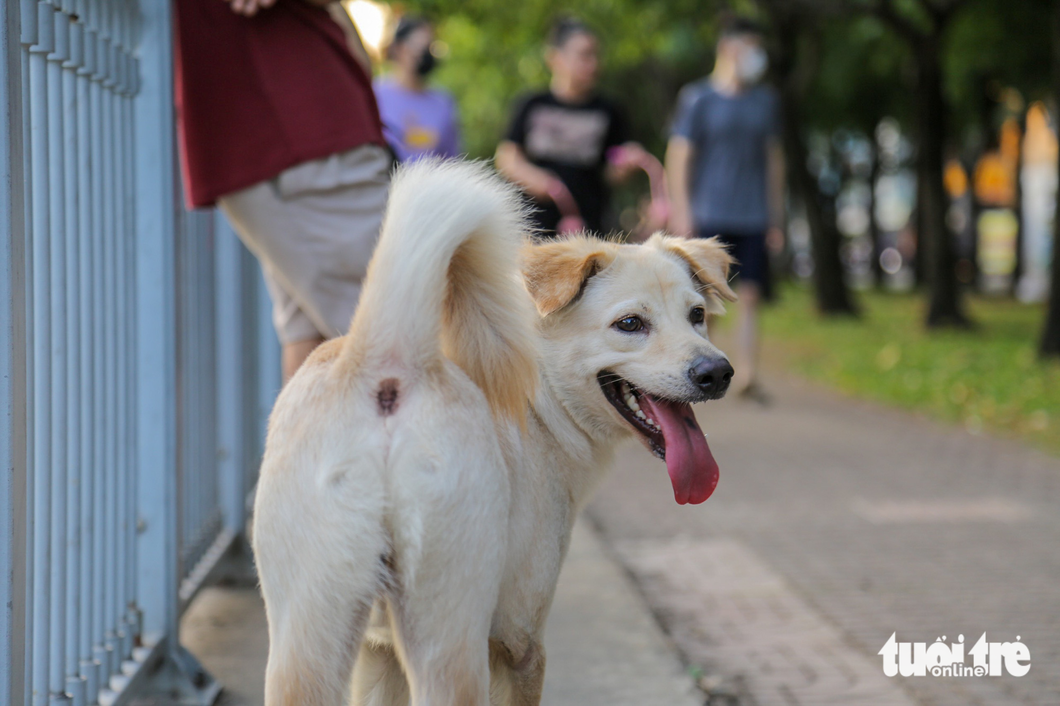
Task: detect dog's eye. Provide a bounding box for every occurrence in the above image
[690,306,706,325]
[614,315,645,333]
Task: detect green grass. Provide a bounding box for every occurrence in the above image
[756,284,1060,456]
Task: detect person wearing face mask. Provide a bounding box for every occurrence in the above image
[496,16,650,237]
[666,17,786,403]
[374,17,461,162]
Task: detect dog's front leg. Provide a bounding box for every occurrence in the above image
[503,640,545,706]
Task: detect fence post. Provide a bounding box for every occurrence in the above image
[256,267,281,455]
[132,0,176,653]
[214,213,247,538]
[1,0,29,703]
[132,0,218,702]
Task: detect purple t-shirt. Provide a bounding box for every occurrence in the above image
[373,78,460,162]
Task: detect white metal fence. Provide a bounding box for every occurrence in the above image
[1,1,281,704]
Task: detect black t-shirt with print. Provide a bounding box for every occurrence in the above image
[505,91,629,236]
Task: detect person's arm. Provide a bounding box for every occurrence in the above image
[665,85,705,238]
[665,136,695,238]
[327,3,372,74]
[495,141,558,201]
[224,0,332,18]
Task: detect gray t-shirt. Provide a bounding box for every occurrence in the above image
[672,81,781,233]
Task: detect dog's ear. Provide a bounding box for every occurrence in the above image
[522,237,617,316]
[659,235,738,313]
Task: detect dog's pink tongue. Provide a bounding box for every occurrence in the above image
[639,396,719,505]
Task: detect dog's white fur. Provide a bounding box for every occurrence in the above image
[252,160,736,706]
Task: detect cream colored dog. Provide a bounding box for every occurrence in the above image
[252,160,736,706]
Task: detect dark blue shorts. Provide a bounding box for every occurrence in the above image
[696,228,772,298]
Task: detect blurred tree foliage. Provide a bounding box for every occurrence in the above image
[800,13,911,135]
[945,0,1050,140]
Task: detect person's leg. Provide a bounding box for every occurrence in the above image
[257,264,327,383]
[731,280,761,394]
[730,231,771,400]
[220,194,330,383]
[219,144,391,381]
[702,229,768,399]
[219,153,385,341]
[282,336,325,383]
[266,145,390,339]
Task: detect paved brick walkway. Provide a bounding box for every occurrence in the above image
[588,372,1060,706]
[616,536,918,706]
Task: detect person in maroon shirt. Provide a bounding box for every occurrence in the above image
[175,0,391,380]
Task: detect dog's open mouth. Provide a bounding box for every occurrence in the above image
[598,371,720,505]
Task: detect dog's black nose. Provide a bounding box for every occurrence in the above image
[688,356,734,398]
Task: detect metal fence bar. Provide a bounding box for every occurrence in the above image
[27,3,53,703]
[16,7,37,702]
[100,0,117,681]
[45,8,68,695]
[133,0,178,648]
[215,216,247,538]
[88,0,108,695]
[255,266,281,460]
[74,1,95,700]
[1,0,30,703]
[121,0,141,669]
[59,1,83,703]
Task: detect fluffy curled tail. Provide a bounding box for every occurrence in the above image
[342,159,538,423]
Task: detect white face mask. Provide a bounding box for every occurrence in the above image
[737,45,768,84]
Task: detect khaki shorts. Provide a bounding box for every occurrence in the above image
[219,144,391,344]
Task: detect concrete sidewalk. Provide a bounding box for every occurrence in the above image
[588,370,1060,706]
[180,521,702,706]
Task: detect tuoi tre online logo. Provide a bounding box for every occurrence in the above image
[879,633,1030,677]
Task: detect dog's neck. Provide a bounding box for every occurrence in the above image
[528,369,623,512]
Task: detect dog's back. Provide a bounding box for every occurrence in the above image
[252,160,538,706]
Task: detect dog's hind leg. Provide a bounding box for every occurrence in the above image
[256,468,391,706]
[262,589,373,706]
[391,594,493,706]
[385,450,508,705]
[351,639,411,706]
[386,532,503,706]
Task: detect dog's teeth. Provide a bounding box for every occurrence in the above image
[626,396,640,411]
[635,410,646,420]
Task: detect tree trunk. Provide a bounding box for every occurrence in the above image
[781,100,859,315]
[1043,215,1060,356]
[869,147,884,287]
[772,12,858,316]
[1011,114,1026,296]
[1040,0,1060,357]
[917,39,971,327]
[914,177,927,287]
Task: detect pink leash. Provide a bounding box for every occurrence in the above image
[545,146,670,238]
[607,145,670,235]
